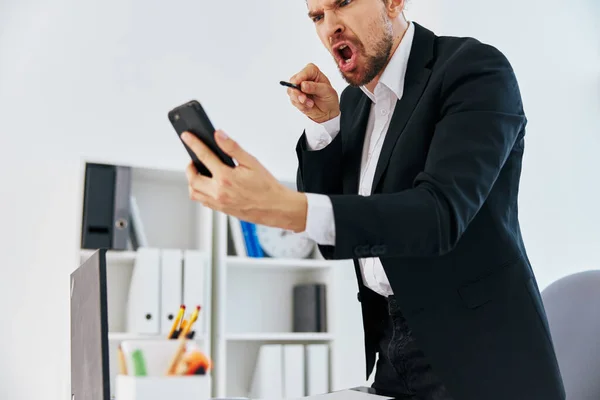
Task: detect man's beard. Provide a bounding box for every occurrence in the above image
[339,16,394,87]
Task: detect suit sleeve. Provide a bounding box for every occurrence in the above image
[296,97,348,258]
[296,122,343,194]
[325,42,527,260]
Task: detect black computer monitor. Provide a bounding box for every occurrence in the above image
[70,248,110,400]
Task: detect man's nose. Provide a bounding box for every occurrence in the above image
[323,11,345,39]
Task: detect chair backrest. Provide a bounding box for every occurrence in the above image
[541,270,600,400]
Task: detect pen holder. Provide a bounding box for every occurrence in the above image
[120,339,210,375]
[116,339,213,400]
[116,374,211,400]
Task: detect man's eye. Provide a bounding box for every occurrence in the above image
[313,15,323,22]
[340,0,352,6]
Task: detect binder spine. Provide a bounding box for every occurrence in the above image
[112,166,132,250]
[81,164,116,249]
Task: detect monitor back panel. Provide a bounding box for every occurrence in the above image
[70,249,110,400]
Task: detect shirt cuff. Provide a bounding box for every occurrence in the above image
[304,115,341,150]
[302,193,336,246]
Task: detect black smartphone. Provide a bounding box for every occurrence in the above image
[168,100,235,177]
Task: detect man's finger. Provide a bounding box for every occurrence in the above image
[189,174,215,196]
[290,97,312,113]
[185,161,198,182]
[290,63,329,86]
[190,188,215,209]
[214,130,256,167]
[290,63,318,84]
[299,81,330,99]
[287,87,299,100]
[181,131,222,175]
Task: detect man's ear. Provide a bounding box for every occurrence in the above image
[385,0,406,19]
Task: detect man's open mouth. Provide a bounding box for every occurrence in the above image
[338,44,353,63]
[334,41,358,72]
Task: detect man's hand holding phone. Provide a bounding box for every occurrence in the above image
[287,63,340,124]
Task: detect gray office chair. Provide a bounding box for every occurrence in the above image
[541,270,600,400]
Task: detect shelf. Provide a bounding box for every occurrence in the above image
[226,332,334,342]
[108,332,162,341]
[80,249,209,263]
[80,249,137,262]
[108,332,206,341]
[226,256,343,270]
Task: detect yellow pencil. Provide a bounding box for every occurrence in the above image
[118,345,128,375]
[185,305,201,335]
[166,306,201,375]
[167,305,186,339]
[179,319,188,338]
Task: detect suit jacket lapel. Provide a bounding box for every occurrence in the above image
[342,93,371,194]
[371,23,435,194]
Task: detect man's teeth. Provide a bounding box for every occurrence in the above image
[338,44,351,63]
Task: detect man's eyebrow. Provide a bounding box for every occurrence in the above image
[307,0,340,19]
[307,9,321,19]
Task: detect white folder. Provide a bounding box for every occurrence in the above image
[159,249,183,335]
[249,344,284,399]
[283,344,305,398]
[183,250,206,335]
[305,344,330,396]
[126,247,160,334]
[228,215,247,257]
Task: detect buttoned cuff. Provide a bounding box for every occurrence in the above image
[304,115,341,150]
[301,193,336,245]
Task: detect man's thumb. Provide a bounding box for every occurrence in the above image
[300,81,333,98]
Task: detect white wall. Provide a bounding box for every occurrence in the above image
[406,0,600,290]
[0,0,598,399]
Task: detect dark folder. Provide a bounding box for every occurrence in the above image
[81,163,131,250]
[293,283,327,332]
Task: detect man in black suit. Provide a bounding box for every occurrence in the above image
[182,0,566,399]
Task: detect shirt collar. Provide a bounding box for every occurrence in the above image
[360,21,415,102]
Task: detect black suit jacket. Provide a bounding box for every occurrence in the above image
[296,22,565,400]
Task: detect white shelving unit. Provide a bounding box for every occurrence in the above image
[77,162,214,398]
[211,208,354,399]
[76,163,366,399]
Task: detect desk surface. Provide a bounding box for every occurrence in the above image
[292,387,397,399]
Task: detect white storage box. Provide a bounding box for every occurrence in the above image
[115,374,211,400]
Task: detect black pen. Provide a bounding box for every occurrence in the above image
[280,80,302,92]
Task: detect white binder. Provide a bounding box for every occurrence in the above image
[126,247,160,334]
[283,344,305,398]
[228,215,247,257]
[159,249,183,335]
[305,343,330,396]
[183,250,206,335]
[249,344,284,399]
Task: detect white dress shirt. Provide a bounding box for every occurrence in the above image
[301,22,415,298]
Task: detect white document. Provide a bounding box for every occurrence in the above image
[183,250,206,335]
[126,247,160,334]
[159,249,183,335]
